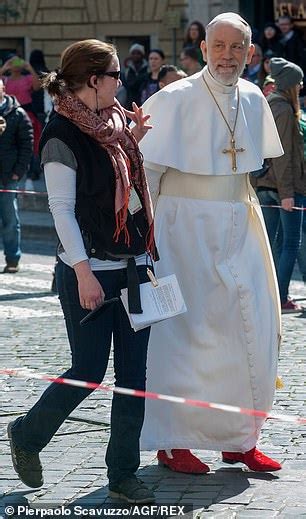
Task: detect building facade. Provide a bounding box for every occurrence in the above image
[1,0,189,68]
[0,0,304,69]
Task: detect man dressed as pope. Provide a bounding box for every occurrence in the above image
[139,12,284,473]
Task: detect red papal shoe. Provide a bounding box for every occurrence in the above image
[157,449,210,474]
[222,447,282,472]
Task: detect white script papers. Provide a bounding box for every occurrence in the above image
[121,274,187,331]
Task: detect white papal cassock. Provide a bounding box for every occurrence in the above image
[139,66,284,453]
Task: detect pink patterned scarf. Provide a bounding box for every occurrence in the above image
[54,93,155,257]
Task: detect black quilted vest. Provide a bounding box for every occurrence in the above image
[40,113,153,261]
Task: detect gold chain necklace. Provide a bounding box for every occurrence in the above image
[202,75,245,172]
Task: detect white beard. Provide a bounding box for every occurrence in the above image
[208,60,247,86]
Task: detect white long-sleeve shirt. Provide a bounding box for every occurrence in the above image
[44,161,147,270]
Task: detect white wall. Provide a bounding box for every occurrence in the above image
[188,0,240,26]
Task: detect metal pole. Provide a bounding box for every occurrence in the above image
[173,28,177,65]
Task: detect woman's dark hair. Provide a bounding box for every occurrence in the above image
[183,20,206,47]
[181,46,199,61]
[149,48,165,60]
[157,64,178,82]
[42,39,117,96]
[30,49,49,73]
[259,23,281,43]
[259,22,282,56]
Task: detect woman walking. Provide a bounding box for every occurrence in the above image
[7,39,157,503]
[255,57,305,312]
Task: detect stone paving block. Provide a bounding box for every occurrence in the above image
[178,498,214,506]
[157,482,207,490]
[203,512,240,519]
[62,474,100,483]
[246,499,287,510]
[218,494,253,505]
[154,491,184,499]
[205,503,242,512]
[184,491,220,499]
[237,511,279,518]
[278,506,306,517]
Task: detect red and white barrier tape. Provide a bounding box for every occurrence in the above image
[260,204,306,211]
[0,368,305,425]
[0,189,47,196]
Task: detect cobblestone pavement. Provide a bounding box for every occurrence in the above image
[1,244,306,518]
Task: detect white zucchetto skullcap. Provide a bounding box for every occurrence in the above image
[208,12,250,27]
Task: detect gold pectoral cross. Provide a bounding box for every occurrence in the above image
[222,137,245,172]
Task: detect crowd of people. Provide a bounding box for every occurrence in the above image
[239,16,306,312]
[2,14,306,302]
[1,10,306,505]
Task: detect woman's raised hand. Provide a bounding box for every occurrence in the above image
[125,102,152,143]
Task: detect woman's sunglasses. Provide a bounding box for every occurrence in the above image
[102,71,121,80]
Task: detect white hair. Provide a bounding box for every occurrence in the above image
[206,12,252,46]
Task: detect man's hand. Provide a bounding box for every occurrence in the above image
[125,102,152,143]
[281,197,294,211]
[12,174,19,181]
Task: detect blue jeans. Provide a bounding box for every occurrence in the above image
[257,189,303,303]
[11,260,151,485]
[0,180,21,263]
